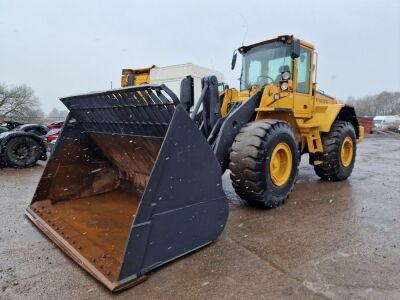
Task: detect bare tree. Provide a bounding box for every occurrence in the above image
[47,108,68,122]
[0,83,44,123]
[346,91,400,116]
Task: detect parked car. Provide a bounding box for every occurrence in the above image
[47,121,65,130]
[0,121,50,168]
[0,119,65,167]
[44,128,61,152]
[44,121,64,153]
[0,121,49,136]
[0,131,47,168]
[0,121,23,132]
[14,124,49,137]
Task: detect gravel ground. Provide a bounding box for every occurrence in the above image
[1,135,399,299]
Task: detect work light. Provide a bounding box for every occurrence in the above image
[282,71,290,80]
[280,81,289,91]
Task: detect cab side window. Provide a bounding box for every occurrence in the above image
[247,60,261,85]
[296,48,311,94]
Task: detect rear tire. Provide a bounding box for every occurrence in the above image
[314,121,356,181]
[229,120,299,208]
[3,136,42,168]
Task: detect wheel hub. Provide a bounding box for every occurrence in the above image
[269,142,292,186]
[340,136,353,167]
[13,144,30,160]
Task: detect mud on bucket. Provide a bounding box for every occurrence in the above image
[25,85,229,291]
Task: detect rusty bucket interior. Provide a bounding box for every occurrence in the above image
[26,85,228,291]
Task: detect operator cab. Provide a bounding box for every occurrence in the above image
[240,40,293,90]
[232,35,313,96]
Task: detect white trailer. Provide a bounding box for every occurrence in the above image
[149,63,224,102]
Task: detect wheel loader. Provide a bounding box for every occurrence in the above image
[121,65,157,87]
[26,35,363,291]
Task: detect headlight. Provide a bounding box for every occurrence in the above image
[280,81,289,91]
[281,71,290,80]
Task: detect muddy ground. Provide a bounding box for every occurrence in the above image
[1,135,399,299]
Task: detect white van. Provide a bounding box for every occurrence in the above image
[373,115,400,128]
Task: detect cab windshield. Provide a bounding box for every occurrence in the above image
[240,41,292,90]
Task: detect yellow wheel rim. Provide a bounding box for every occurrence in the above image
[269,143,292,186]
[341,136,354,167]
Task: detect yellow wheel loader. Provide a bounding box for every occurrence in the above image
[26,35,363,291]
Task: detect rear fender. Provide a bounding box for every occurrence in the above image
[313,104,361,139]
[335,105,360,139]
[16,124,49,136]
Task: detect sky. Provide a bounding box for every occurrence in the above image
[0,0,399,113]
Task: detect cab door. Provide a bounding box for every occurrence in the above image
[293,47,313,118]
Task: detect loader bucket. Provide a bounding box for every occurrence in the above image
[25,84,228,291]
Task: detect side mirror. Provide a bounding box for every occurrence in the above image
[291,39,300,59]
[231,51,238,70]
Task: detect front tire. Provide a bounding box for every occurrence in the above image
[314,121,356,181]
[3,136,42,168]
[229,120,299,208]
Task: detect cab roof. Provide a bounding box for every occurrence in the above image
[238,35,314,53]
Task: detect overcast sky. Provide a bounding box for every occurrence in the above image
[0,0,399,113]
